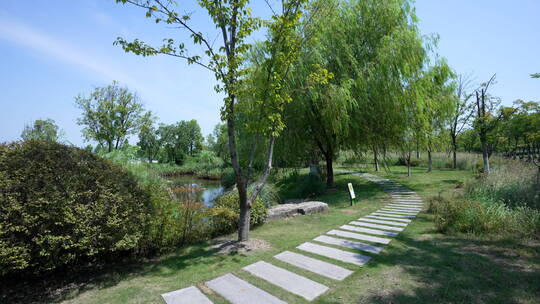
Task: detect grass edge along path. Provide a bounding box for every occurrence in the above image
[158,172,425,304]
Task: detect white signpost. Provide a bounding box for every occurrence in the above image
[347,183,356,206]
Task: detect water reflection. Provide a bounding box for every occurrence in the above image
[168,176,224,206]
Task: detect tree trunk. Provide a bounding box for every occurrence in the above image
[373,147,380,172]
[407,151,412,177]
[224,95,251,242]
[481,137,490,174]
[325,153,334,188]
[451,134,457,169]
[427,150,433,173]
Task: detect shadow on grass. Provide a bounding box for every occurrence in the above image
[0,240,233,304]
[359,215,540,304]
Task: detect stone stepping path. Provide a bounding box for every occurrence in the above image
[366,215,412,223]
[161,173,424,303]
[162,286,213,304]
[297,242,371,266]
[358,218,409,226]
[372,212,415,218]
[243,261,329,301]
[339,224,398,237]
[381,209,419,214]
[327,229,392,244]
[274,251,353,281]
[349,221,404,232]
[206,273,286,304]
[313,235,384,254]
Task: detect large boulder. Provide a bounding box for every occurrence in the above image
[267,201,329,221]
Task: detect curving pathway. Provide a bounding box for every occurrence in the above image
[161,173,423,303]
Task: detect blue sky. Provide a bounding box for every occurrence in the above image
[1,0,539,146]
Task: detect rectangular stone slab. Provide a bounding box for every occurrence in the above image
[297,242,371,266]
[357,218,408,227]
[381,210,419,215]
[313,235,383,254]
[390,203,423,207]
[383,207,420,211]
[327,229,391,244]
[349,221,404,232]
[162,286,213,304]
[206,273,286,304]
[274,251,353,281]
[339,224,398,237]
[373,212,415,219]
[243,261,328,301]
[385,205,421,210]
[366,215,412,223]
[372,210,416,218]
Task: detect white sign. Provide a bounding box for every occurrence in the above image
[347,183,356,199]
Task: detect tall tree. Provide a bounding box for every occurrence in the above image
[137,112,160,162]
[474,74,500,174]
[75,81,148,152]
[21,119,63,142]
[115,0,307,241]
[449,74,474,169]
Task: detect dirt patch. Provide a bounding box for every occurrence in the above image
[211,238,272,255]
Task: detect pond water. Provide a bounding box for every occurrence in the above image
[167,175,225,206]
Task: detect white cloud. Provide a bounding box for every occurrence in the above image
[0,16,137,87]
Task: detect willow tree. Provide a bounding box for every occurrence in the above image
[347,0,427,174]
[115,0,306,241]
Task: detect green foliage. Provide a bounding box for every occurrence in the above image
[209,191,267,235]
[0,141,153,276]
[157,120,203,165]
[274,171,326,200]
[75,81,150,152]
[20,119,63,142]
[429,196,540,239]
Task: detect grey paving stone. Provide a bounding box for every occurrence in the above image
[349,221,404,232]
[357,218,408,226]
[328,229,392,244]
[381,209,419,214]
[313,235,383,254]
[161,286,213,304]
[372,212,415,219]
[386,204,422,210]
[243,261,328,301]
[297,242,371,266]
[274,250,353,281]
[339,224,398,237]
[366,215,412,222]
[206,273,286,304]
[390,202,423,206]
[375,210,416,216]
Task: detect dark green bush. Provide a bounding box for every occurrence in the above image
[208,191,267,235]
[276,171,326,200]
[0,141,153,276]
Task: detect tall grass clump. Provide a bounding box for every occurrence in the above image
[429,160,540,239]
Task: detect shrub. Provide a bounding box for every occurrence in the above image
[0,141,153,276]
[428,195,540,239]
[275,171,326,200]
[208,191,267,235]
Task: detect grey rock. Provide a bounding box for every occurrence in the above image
[267,201,328,221]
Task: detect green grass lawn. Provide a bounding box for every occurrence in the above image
[15,166,540,304]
